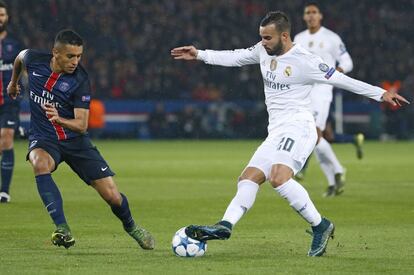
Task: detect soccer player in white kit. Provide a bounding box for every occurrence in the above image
[171,11,408,257]
[294,2,359,197]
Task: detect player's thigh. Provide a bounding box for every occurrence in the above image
[311,99,331,131]
[28,148,56,175]
[245,140,277,183]
[27,140,61,174]
[62,136,115,185]
[270,119,317,178]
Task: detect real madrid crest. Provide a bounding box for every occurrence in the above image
[284,66,292,77]
[319,42,324,48]
[270,59,277,71]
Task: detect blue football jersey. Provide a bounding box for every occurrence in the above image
[23,49,91,141]
[1,34,23,105]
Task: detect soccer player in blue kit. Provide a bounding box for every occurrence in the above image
[7,29,155,250]
[0,1,24,203]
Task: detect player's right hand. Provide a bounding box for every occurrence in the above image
[7,82,20,100]
[171,46,198,60]
[381,90,410,107]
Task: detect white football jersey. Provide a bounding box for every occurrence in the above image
[197,43,384,133]
[294,26,353,100]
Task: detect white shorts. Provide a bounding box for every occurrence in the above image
[247,116,317,178]
[311,98,331,131]
[310,85,333,131]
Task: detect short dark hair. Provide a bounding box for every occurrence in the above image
[0,1,7,10]
[260,11,291,33]
[54,29,83,46]
[305,2,322,12]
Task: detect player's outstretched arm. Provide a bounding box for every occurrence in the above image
[171,46,198,60]
[171,43,261,67]
[7,49,27,99]
[306,57,410,105]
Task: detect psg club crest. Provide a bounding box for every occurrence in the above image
[59,82,70,92]
[6,44,13,52]
[270,59,277,71]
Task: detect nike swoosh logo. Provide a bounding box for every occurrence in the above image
[32,71,42,77]
[101,167,108,171]
[6,121,15,125]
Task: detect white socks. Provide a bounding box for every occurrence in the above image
[275,179,322,226]
[315,138,344,185]
[319,161,336,186]
[222,179,259,225]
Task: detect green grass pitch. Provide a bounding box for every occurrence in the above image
[0,140,413,274]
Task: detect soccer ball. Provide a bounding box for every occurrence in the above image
[172,227,207,257]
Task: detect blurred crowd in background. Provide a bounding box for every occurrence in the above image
[8,0,414,139]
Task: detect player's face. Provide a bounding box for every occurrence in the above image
[0,8,9,32]
[259,24,285,56]
[53,44,83,74]
[303,5,322,28]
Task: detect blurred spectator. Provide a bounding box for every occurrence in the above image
[178,105,202,138]
[8,0,413,139]
[380,80,410,139]
[9,0,414,103]
[148,103,169,139]
[88,98,106,139]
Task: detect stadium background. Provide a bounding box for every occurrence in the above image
[10,0,413,139]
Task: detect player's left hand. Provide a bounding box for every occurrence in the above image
[42,103,61,124]
[382,91,410,107]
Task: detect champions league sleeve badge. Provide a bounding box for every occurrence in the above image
[319,63,329,72]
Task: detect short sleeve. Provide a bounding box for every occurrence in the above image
[21,49,31,66]
[73,79,92,109]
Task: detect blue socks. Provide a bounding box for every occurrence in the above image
[35,174,67,226]
[111,193,136,230]
[0,149,14,194]
[35,173,134,231]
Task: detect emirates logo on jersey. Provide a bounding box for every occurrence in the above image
[270,59,277,71]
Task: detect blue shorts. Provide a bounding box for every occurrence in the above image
[0,103,20,129]
[27,135,115,184]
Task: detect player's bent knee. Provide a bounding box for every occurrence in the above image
[269,174,290,188]
[238,167,266,185]
[31,159,51,175]
[29,153,54,175]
